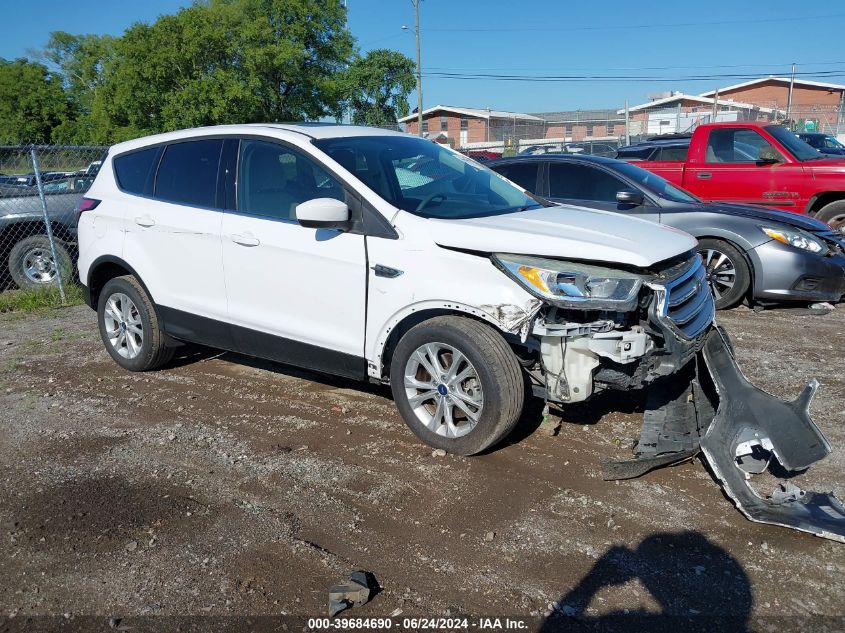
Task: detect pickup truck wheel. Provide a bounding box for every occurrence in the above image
[697,239,750,310]
[816,200,845,231]
[7,235,72,290]
[97,275,173,371]
[390,316,524,456]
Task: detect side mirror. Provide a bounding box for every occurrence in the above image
[616,190,644,206]
[757,147,782,164]
[295,198,350,230]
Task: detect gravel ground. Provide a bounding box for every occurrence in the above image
[0,303,843,630]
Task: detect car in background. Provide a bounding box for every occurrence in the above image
[488,154,845,309]
[614,122,845,230]
[0,175,94,289]
[796,132,845,156]
[463,149,501,162]
[520,141,618,158]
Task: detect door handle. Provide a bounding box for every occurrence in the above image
[134,215,155,227]
[696,172,712,180]
[231,233,260,247]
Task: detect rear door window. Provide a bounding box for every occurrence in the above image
[494,162,540,193]
[548,163,625,202]
[154,139,223,208]
[113,147,160,195]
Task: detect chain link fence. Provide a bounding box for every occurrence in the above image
[0,145,107,304]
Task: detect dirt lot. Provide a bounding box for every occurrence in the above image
[0,303,843,630]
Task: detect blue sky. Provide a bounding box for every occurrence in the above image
[2,0,845,112]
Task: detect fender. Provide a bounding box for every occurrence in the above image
[367,297,543,380]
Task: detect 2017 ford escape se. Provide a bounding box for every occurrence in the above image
[77,124,845,541]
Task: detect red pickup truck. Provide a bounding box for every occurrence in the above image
[617,122,845,229]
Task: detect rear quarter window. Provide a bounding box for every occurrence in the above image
[113,147,160,195]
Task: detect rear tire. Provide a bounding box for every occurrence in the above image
[816,200,845,231]
[697,238,750,310]
[97,275,173,371]
[389,316,524,455]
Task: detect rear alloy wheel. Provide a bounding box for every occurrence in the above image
[97,275,174,371]
[816,200,845,232]
[390,316,524,455]
[697,238,751,310]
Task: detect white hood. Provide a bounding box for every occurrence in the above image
[426,205,697,268]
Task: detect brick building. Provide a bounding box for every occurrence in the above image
[623,77,845,137]
[699,77,845,133]
[618,93,779,137]
[700,77,845,111]
[532,109,625,142]
[399,105,545,147]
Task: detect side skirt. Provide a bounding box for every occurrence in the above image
[157,305,366,381]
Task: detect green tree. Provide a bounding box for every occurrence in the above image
[86,0,354,141]
[0,58,70,143]
[342,49,415,126]
[41,32,115,143]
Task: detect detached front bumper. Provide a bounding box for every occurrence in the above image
[750,239,845,303]
[603,326,845,542]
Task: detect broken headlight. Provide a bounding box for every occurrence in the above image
[493,254,644,311]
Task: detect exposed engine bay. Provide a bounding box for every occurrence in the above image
[514,252,844,542]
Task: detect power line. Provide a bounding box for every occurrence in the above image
[421,69,845,84]
[424,61,845,73]
[421,12,845,33]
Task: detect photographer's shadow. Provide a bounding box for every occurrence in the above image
[541,531,752,633]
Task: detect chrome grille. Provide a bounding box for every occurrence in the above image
[659,256,714,339]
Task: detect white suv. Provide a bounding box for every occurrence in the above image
[77,124,714,455]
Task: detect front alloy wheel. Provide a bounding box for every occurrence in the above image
[697,238,751,310]
[403,342,484,439]
[701,248,737,300]
[390,315,525,455]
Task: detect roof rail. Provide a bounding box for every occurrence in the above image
[644,133,692,141]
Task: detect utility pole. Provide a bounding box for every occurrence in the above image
[786,63,796,128]
[624,99,630,146]
[413,0,423,136]
[711,89,719,123]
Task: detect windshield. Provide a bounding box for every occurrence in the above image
[821,135,845,149]
[765,125,823,161]
[314,135,544,219]
[612,160,699,204]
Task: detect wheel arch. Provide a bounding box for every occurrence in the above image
[805,192,845,216]
[369,301,531,381]
[87,255,156,310]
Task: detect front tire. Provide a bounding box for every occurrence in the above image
[697,238,750,310]
[389,316,524,455]
[97,275,173,371]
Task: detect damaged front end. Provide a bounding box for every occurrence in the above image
[604,326,845,543]
[500,249,844,541]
